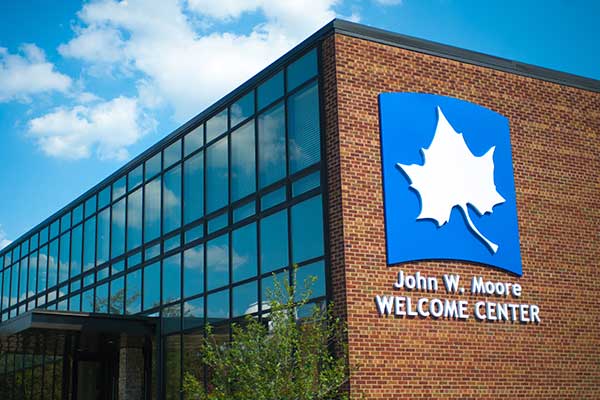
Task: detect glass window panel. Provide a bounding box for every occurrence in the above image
[231,120,256,202]
[144,177,162,243]
[95,283,109,313]
[127,187,143,251]
[30,232,39,251]
[163,304,181,335]
[48,239,59,289]
[72,204,83,226]
[61,213,71,233]
[28,252,37,298]
[257,71,283,110]
[260,209,288,273]
[143,262,160,310]
[59,232,70,284]
[83,272,95,288]
[145,243,161,261]
[84,195,96,218]
[292,171,320,197]
[98,186,111,209]
[128,251,142,269]
[110,277,124,314]
[164,234,181,252]
[111,198,126,258]
[261,271,285,305]
[207,212,227,234]
[69,294,81,312]
[206,108,228,143]
[112,176,126,201]
[97,266,109,281]
[233,280,257,317]
[2,269,10,310]
[82,288,94,312]
[126,269,142,315]
[19,259,27,302]
[233,201,255,223]
[183,152,204,224]
[38,245,48,293]
[287,49,317,91]
[164,139,182,169]
[10,266,18,307]
[128,164,144,191]
[164,334,182,400]
[145,152,162,181]
[184,124,203,157]
[207,289,229,322]
[260,186,286,211]
[294,260,325,301]
[184,224,203,244]
[58,284,68,299]
[2,253,8,267]
[40,226,49,246]
[21,240,28,257]
[288,82,321,173]
[97,208,110,265]
[183,297,204,330]
[258,101,286,188]
[50,220,59,239]
[206,136,228,213]
[162,254,181,304]
[230,91,254,127]
[232,222,257,283]
[291,195,324,263]
[83,216,96,271]
[206,234,229,291]
[111,260,124,275]
[71,279,81,292]
[58,299,68,311]
[71,225,83,278]
[163,165,182,234]
[184,244,203,298]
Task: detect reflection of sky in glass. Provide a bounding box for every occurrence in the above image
[183,296,204,330]
[291,195,324,264]
[144,178,161,243]
[258,101,285,188]
[184,124,203,157]
[207,289,229,321]
[59,232,70,283]
[162,254,181,304]
[97,208,110,265]
[207,234,228,291]
[163,165,182,234]
[111,198,126,258]
[127,188,143,251]
[232,222,256,283]
[295,261,325,301]
[230,91,254,127]
[83,217,96,271]
[126,269,142,315]
[71,225,82,277]
[288,82,320,174]
[184,152,203,224]
[260,210,288,273]
[184,245,203,298]
[144,262,160,311]
[233,281,257,317]
[206,137,228,213]
[231,120,255,201]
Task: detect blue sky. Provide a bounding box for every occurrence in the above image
[0,0,598,248]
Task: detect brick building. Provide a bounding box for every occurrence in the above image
[0,20,598,399]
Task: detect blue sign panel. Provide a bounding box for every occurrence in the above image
[379,93,522,275]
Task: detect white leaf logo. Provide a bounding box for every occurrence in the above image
[397,107,505,253]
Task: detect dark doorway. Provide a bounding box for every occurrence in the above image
[72,335,119,400]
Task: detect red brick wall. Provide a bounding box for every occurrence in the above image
[322,33,600,399]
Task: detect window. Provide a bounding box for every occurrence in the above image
[231,120,256,202]
[111,198,126,258]
[258,71,283,110]
[126,269,142,315]
[145,153,162,181]
[207,289,229,322]
[206,109,228,143]
[163,165,182,234]
[207,234,228,291]
[184,125,203,157]
[144,178,162,243]
[95,283,108,313]
[288,82,320,173]
[294,260,325,301]
[291,195,324,263]
[59,232,70,284]
[60,213,71,233]
[82,288,94,312]
[287,49,317,91]
[128,165,143,191]
[97,208,110,265]
[162,254,181,304]
[143,262,160,310]
[260,210,288,273]
[258,101,285,188]
[232,280,257,317]
[127,187,143,251]
[28,252,37,298]
[72,204,83,226]
[183,297,204,330]
[230,91,254,127]
[84,195,96,218]
[83,217,96,271]
[112,176,126,201]
[183,152,203,224]
[71,225,83,277]
[184,245,203,298]
[38,245,48,294]
[98,186,111,209]
[110,277,124,314]
[232,222,257,283]
[164,139,181,169]
[48,239,59,289]
[206,136,228,213]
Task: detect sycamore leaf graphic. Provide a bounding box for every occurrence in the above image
[397,106,505,253]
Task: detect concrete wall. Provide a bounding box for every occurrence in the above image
[322,33,600,399]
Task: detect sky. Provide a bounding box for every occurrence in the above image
[0,0,598,248]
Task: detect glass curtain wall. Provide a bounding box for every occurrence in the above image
[0,46,325,400]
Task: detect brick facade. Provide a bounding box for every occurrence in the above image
[322,33,600,399]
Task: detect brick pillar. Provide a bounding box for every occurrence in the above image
[118,336,145,400]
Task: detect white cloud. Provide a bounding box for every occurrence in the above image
[28,96,155,161]
[0,226,11,251]
[59,0,344,122]
[0,44,71,102]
